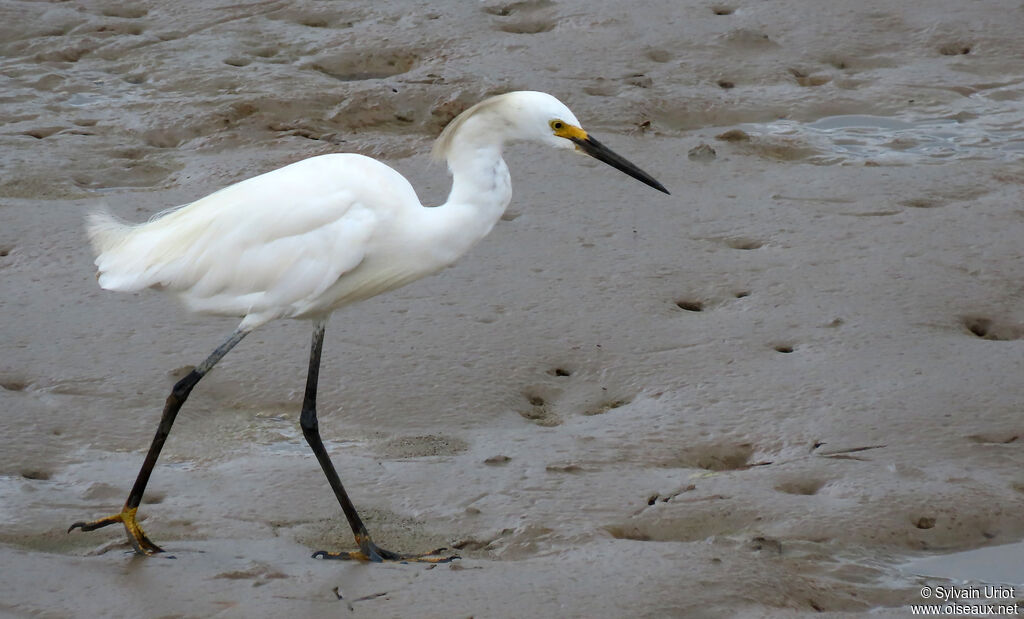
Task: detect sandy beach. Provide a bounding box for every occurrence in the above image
[1,0,1023,616]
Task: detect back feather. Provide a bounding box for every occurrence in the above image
[82,154,411,322]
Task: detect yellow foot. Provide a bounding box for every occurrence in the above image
[312,542,458,563]
[68,507,164,556]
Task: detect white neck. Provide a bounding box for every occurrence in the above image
[422,134,512,263]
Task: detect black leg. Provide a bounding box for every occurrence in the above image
[299,319,384,560]
[300,319,455,563]
[69,327,249,554]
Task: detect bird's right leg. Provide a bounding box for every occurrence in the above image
[299,319,454,563]
[68,328,249,555]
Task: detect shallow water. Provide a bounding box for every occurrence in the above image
[904,541,1024,586]
[756,89,1024,164]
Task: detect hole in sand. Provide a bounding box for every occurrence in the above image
[725,238,763,250]
[900,197,942,209]
[792,72,831,87]
[915,516,936,529]
[717,80,735,89]
[1,380,28,391]
[583,400,627,416]
[520,391,560,426]
[967,433,1018,445]
[645,48,672,63]
[101,6,148,18]
[676,300,704,312]
[497,19,557,34]
[939,43,972,56]
[604,525,651,541]
[298,16,330,27]
[964,317,991,338]
[660,443,755,471]
[483,0,553,16]
[716,129,751,142]
[775,478,826,495]
[733,290,750,298]
[748,536,783,553]
[961,316,1023,341]
[22,127,63,139]
[774,345,794,353]
[711,6,734,15]
[549,367,571,377]
[697,448,752,470]
[21,470,51,480]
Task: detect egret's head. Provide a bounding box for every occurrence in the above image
[501,91,583,149]
[433,91,669,194]
[529,93,670,194]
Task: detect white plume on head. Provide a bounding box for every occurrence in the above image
[431,91,580,163]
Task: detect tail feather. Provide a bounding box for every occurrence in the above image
[86,209,132,257]
[85,203,209,292]
[86,209,158,292]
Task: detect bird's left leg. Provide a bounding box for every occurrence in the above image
[300,319,455,563]
[68,327,250,555]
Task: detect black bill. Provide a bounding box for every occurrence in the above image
[570,135,670,194]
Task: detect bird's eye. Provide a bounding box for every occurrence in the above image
[550,120,565,131]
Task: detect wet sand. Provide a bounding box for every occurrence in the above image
[2,0,1023,616]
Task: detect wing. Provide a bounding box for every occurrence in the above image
[90,154,420,323]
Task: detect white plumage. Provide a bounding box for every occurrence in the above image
[87,92,667,332]
[89,154,418,328]
[70,91,668,561]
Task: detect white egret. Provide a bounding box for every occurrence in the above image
[69,91,669,562]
